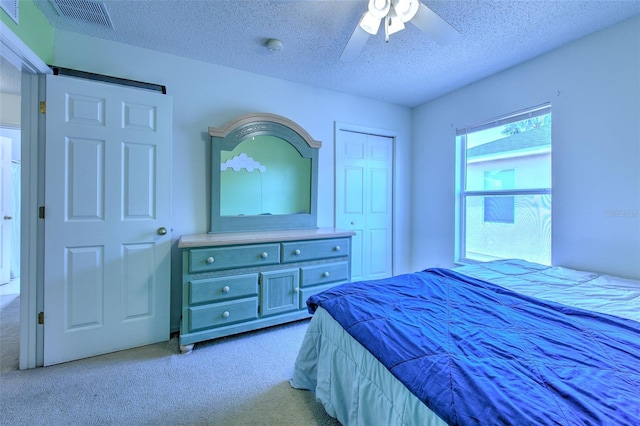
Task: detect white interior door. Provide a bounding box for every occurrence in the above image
[43,74,172,366]
[0,136,11,284]
[336,129,393,282]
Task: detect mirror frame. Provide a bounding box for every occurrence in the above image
[208,113,321,233]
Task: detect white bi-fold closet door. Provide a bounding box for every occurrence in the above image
[335,126,394,282]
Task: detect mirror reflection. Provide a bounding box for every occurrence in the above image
[220,135,311,216]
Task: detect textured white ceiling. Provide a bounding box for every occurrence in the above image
[30,0,640,107]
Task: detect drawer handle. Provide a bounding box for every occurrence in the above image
[206,257,215,264]
[222,311,230,318]
[334,245,341,252]
[261,252,268,259]
[294,249,301,255]
[222,286,230,293]
[322,271,330,278]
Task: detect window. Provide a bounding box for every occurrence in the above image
[456,105,551,264]
[484,196,515,224]
[483,169,515,223]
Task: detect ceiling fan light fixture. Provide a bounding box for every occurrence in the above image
[392,0,419,23]
[368,0,390,19]
[341,0,459,61]
[386,8,405,36]
[359,11,381,35]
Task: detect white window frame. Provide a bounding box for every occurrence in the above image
[455,104,552,264]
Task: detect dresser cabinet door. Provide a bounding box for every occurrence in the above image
[260,268,300,317]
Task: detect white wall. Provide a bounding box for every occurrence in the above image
[412,15,640,279]
[0,93,20,127]
[51,31,413,330]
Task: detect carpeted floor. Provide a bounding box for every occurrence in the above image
[0,289,341,425]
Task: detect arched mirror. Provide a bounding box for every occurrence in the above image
[209,113,321,233]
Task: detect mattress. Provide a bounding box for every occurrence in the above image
[455,259,640,323]
[291,259,640,425]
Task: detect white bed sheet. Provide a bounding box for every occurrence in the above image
[291,259,640,425]
[455,259,640,323]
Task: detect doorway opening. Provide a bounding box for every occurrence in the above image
[0,56,21,292]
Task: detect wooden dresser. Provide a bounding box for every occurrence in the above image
[178,228,353,353]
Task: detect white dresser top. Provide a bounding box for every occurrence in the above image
[179,228,355,248]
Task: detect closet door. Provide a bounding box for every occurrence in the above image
[336,128,393,282]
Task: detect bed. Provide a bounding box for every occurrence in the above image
[290,259,640,425]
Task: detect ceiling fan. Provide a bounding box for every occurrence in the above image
[340,0,460,61]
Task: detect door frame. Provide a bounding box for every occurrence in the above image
[334,121,397,278]
[1,20,52,369]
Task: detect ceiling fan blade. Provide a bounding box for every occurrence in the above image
[340,23,371,62]
[410,2,460,45]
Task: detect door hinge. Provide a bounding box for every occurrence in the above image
[39,206,45,219]
[39,101,46,114]
[38,312,44,324]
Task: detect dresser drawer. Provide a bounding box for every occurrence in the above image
[189,244,280,273]
[188,298,258,332]
[281,238,350,263]
[300,261,349,287]
[189,274,258,305]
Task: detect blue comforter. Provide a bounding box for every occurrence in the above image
[306,268,640,425]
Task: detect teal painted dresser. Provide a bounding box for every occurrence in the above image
[178,228,354,353]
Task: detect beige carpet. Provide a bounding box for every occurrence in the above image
[0,291,341,425]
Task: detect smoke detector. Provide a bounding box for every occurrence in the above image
[265,38,284,52]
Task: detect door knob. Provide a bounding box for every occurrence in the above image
[157,227,167,235]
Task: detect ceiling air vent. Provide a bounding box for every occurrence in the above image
[50,0,113,29]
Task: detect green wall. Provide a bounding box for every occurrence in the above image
[1,0,54,63]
